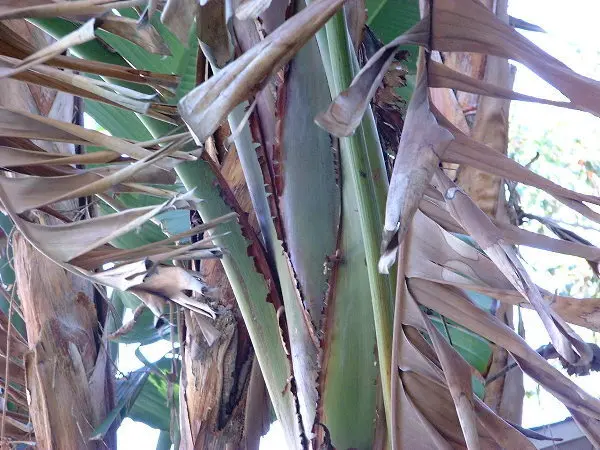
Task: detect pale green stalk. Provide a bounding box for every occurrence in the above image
[324,11,394,436]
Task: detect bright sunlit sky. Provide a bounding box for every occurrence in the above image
[116,0,600,447]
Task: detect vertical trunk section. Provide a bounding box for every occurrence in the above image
[14,235,111,450]
[6,19,114,449]
[178,145,263,448]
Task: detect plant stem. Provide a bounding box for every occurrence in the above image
[175,160,302,449]
[325,10,394,434]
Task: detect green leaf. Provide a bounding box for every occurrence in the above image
[97,199,167,248]
[174,26,200,102]
[111,307,169,346]
[90,368,150,441]
[0,214,26,335]
[84,100,153,141]
[116,290,143,310]
[279,27,377,449]
[156,431,172,450]
[29,18,130,67]
[472,376,485,399]
[0,213,15,287]
[114,192,190,237]
[127,358,178,432]
[106,287,125,360]
[428,316,493,374]
[465,289,497,313]
[324,11,395,432]
[365,0,419,99]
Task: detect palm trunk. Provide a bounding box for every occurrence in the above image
[6,20,115,449]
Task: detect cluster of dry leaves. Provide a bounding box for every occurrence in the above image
[0,0,600,448]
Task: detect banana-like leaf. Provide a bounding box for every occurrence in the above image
[90,367,151,441]
[127,358,178,432]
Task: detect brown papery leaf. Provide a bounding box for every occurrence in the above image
[569,410,600,448]
[0,0,144,20]
[0,21,178,88]
[94,16,171,56]
[0,143,187,215]
[15,206,170,264]
[434,169,592,366]
[1,189,194,265]
[0,19,97,80]
[419,192,600,267]
[379,66,454,274]
[315,19,428,137]
[0,146,119,167]
[407,210,511,290]
[421,312,480,449]
[0,57,157,114]
[199,0,233,69]
[428,61,579,110]
[161,0,197,44]
[0,107,184,168]
[74,214,236,269]
[440,122,600,214]
[344,0,366,51]
[179,0,347,144]
[408,279,600,442]
[236,0,272,20]
[321,0,600,137]
[393,289,535,449]
[429,0,600,116]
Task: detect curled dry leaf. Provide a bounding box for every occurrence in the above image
[0,19,98,80]
[0,55,157,114]
[2,187,225,322]
[236,0,272,21]
[344,0,366,51]
[0,143,187,215]
[419,190,600,273]
[94,15,171,56]
[0,0,145,20]
[392,280,536,449]
[421,311,481,449]
[408,278,600,443]
[379,68,454,274]
[0,146,120,167]
[434,169,592,366]
[428,0,600,117]
[179,0,346,144]
[315,19,427,137]
[0,21,179,88]
[199,0,234,68]
[440,119,600,215]
[428,61,579,110]
[161,0,197,44]
[0,107,185,168]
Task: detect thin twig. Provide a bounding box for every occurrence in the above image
[441,315,454,347]
[107,304,146,341]
[485,361,518,386]
[136,131,191,148]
